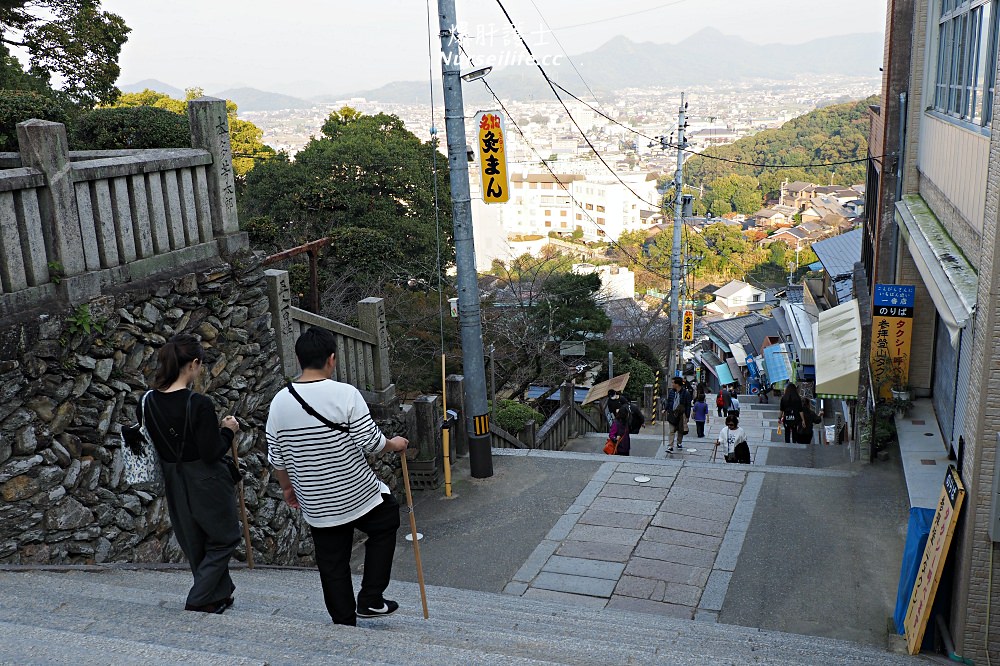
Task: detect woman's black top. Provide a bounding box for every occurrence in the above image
[779,394,802,420]
[143,389,233,464]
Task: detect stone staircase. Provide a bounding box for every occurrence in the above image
[0,567,923,664]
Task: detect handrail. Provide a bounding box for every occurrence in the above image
[489,423,527,449]
[289,306,376,345]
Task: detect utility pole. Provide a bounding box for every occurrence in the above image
[668,93,688,378]
[438,0,492,478]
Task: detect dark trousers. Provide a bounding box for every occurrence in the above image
[695,420,706,437]
[161,459,241,607]
[311,494,400,626]
[784,422,794,443]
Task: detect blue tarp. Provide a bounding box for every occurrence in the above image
[525,385,590,403]
[763,345,792,384]
[715,363,736,385]
[799,365,815,380]
[894,507,936,634]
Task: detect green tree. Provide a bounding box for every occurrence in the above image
[0,88,67,150]
[241,109,452,283]
[704,174,763,216]
[769,241,789,267]
[70,106,189,149]
[0,0,129,106]
[100,87,275,179]
[534,272,611,343]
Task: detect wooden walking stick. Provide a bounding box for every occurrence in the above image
[230,440,255,569]
[399,452,429,619]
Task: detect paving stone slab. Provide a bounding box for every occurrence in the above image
[520,587,609,608]
[670,476,744,497]
[588,496,662,516]
[503,581,529,596]
[633,541,719,569]
[555,540,636,563]
[543,555,626,581]
[682,467,748,483]
[666,488,739,512]
[657,498,735,523]
[597,483,670,502]
[713,531,747,572]
[545,513,583,542]
[641,526,723,552]
[613,575,658,599]
[698,570,732,611]
[608,471,675,488]
[531,572,617,598]
[650,511,729,538]
[565,524,646,547]
[694,609,720,623]
[578,509,652,531]
[606,595,694,619]
[624,557,711,588]
[512,539,560,583]
[659,581,704,607]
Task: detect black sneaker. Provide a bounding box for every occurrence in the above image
[356,599,399,618]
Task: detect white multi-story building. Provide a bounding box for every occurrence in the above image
[499,172,659,244]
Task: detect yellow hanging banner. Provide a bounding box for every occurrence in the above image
[682,309,695,341]
[871,284,915,399]
[476,111,509,204]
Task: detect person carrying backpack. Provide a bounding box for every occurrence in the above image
[625,399,645,434]
[663,377,692,454]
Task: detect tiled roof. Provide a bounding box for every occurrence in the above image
[744,318,782,356]
[812,228,863,277]
[707,312,767,344]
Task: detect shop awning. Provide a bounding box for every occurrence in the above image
[895,195,977,341]
[715,363,736,385]
[814,299,862,398]
[709,334,731,353]
[763,344,793,384]
[729,342,748,366]
[726,357,742,383]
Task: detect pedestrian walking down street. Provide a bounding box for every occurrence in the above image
[729,394,741,418]
[664,377,692,453]
[265,327,409,626]
[779,383,806,444]
[691,392,710,438]
[145,334,242,615]
[609,406,631,456]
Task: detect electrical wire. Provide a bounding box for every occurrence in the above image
[526,0,607,115]
[490,0,663,210]
[426,0,447,357]
[552,0,694,30]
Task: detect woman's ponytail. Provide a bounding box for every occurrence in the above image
[152,334,204,389]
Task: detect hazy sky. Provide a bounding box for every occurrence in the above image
[103,0,888,97]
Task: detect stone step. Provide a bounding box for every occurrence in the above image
[0,575,560,666]
[0,569,917,665]
[0,620,267,666]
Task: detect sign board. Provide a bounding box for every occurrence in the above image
[581,373,631,406]
[476,111,509,204]
[682,309,695,341]
[559,341,586,357]
[871,284,915,399]
[904,466,965,654]
[746,354,760,380]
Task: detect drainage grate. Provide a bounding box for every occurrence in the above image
[921,459,937,465]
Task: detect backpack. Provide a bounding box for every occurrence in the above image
[627,402,645,433]
[716,391,725,408]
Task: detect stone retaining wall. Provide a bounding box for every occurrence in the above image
[0,252,405,566]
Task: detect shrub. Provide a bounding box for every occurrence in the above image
[494,399,544,434]
[0,90,69,151]
[70,106,190,150]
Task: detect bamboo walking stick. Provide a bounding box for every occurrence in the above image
[399,452,429,619]
[230,440,255,569]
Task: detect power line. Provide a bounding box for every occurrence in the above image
[490,0,662,210]
[552,0,694,30]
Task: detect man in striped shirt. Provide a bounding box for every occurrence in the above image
[266,326,409,626]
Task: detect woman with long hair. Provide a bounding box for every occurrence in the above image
[146,333,241,614]
[779,383,806,444]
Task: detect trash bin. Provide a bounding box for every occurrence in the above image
[824,424,837,445]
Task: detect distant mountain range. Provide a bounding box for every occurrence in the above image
[121,29,883,110]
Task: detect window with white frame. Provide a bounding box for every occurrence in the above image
[935,0,999,125]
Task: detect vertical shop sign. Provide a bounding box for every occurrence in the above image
[476,111,509,204]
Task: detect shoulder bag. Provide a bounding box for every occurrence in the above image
[121,391,163,485]
[603,437,618,455]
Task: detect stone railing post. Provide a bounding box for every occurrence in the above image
[643,384,654,419]
[16,120,85,277]
[265,269,297,378]
[187,97,246,253]
[357,297,391,392]
[413,395,443,469]
[445,374,468,458]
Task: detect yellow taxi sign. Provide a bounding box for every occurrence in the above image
[682,309,695,341]
[476,111,509,204]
